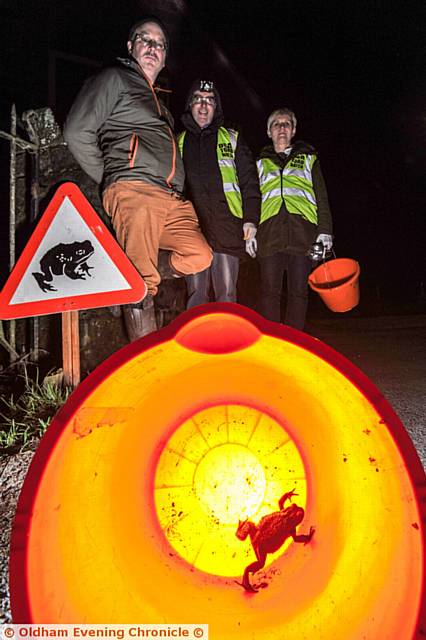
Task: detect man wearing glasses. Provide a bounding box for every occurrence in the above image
[177,80,260,307]
[64,17,212,339]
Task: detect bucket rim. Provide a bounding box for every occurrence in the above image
[308,258,360,291]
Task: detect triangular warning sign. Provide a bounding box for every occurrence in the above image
[0,182,147,319]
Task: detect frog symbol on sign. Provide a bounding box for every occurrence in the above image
[235,489,315,592]
[32,240,95,292]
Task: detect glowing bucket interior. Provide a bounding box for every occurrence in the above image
[10,304,425,639]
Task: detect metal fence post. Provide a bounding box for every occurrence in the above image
[8,104,17,362]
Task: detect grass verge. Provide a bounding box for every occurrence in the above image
[0,371,71,453]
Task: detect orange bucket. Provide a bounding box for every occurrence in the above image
[308,258,360,312]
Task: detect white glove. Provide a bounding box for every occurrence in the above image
[316,233,333,251]
[243,222,257,258]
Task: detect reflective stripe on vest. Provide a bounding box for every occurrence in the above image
[257,154,318,225]
[177,128,243,218]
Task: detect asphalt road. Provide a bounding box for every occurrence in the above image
[311,314,426,470]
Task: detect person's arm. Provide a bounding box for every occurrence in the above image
[63,67,121,184]
[312,159,333,236]
[235,134,261,227]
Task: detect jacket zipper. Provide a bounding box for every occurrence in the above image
[128,134,138,168]
[143,71,177,189]
[280,162,292,248]
[165,127,177,189]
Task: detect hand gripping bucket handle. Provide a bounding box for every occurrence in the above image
[308,257,360,312]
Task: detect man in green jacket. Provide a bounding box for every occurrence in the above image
[64,17,212,339]
[256,108,333,330]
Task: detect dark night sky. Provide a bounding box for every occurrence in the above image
[185,0,426,305]
[1,0,425,310]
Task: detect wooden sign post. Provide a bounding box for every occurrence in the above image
[61,310,80,388]
[0,182,147,389]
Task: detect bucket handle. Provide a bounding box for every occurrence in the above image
[314,248,337,285]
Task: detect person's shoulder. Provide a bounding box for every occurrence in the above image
[222,123,252,149]
[257,144,275,160]
[293,140,318,155]
[90,60,126,83]
[222,121,240,135]
[75,63,124,99]
[99,57,143,80]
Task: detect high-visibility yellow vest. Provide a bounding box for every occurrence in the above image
[257,154,318,225]
[177,127,243,218]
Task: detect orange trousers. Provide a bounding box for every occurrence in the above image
[103,180,212,296]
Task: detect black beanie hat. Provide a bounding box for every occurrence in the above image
[128,16,169,53]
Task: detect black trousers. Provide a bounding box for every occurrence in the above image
[258,251,312,330]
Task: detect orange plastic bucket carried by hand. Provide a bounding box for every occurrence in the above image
[308,258,360,312]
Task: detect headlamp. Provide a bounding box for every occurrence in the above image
[199,80,214,92]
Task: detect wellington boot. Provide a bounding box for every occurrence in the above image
[123,297,157,341]
[157,250,183,280]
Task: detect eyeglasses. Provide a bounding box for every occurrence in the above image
[191,95,216,106]
[134,33,167,51]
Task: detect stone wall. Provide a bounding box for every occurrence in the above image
[8,107,187,376]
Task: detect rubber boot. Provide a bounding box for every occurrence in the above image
[123,295,157,341]
[157,250,183,280]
